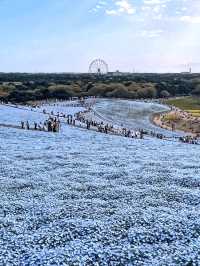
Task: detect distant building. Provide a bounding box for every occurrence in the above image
[108,70,131,76]
[181,67,192,74]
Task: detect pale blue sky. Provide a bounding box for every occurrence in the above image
[0,0,200,73]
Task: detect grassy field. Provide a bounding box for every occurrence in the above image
[165,96,200,117]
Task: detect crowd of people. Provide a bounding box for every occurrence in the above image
[179,135,199,145]
[74,111,148,139]
[1,98,199,145]
[73,110,199,145]
[22,104,200,145]
[20,117,61,132]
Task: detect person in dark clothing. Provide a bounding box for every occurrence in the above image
[53,122,57,132]
[26,121,30,130]
[21,121,25,129]
[127,130,131,138]
[47,120,52,132]
[105,125,108,134]
[34,122,37,130]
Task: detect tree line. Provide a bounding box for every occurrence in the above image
[0,73,200,103]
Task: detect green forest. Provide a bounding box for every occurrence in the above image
[0,72,200,103]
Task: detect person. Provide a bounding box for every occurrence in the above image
[26,121,30,130]
[105,125,108,134]
[53,122,57,132]
[57,119,61,130]
[86,121,90,130]
[43,121,47,131]
[47,120,52,132]
[21,121,25,129]
[39,122,43,131]
[34,122,37,130]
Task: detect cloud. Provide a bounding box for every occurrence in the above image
[116,0,135,14]
[180,15,200,23]
[143,0,170,5]
[141,0,169,20]
[98,1,107,5]
[105,9,118,15]
[141,29,163,38]
[89,0,108,13]
[105,0,135,16]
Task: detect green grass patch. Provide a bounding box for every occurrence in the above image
[165,96,200,111]
[187,110,200,117]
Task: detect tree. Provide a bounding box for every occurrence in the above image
[87,83,110,96]
[160,90,170,98]
[191,84,200,96]
[137,86,157,99]
[106,87,130,98]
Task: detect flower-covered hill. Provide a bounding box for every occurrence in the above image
[0,100,200,265]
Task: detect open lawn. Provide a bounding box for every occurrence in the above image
[165,97,200,117]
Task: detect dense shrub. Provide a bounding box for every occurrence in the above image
[106,87,130,98]
[48,85,75,99]
[87,84,111,96]
[191,85,200,96]
[137,87,157,99]
[160,90,170,98]
[8,90,36,102]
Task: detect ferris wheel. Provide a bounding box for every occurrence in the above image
[89,59,109,74]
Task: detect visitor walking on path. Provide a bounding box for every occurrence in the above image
[26,121,30,130]
[21,121,25,129]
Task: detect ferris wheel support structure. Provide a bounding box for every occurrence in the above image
[89,59,109,75]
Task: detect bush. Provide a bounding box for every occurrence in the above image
[37,87,51,98]
[163,113,180,122]
[87,84,111,97]
[106,87,130,98]
[48,85,75,99]
[160,90,170,98]
[50,89,73,99]
[127,82,141,92]
[7,90,37,102]
[191,85,200,96]
[137,87,157,99]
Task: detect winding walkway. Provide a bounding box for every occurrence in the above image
[0,102,199,145]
